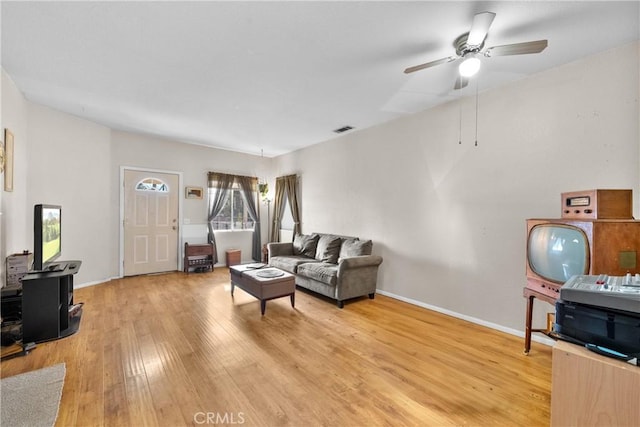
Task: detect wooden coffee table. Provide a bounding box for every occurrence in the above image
[229,264,296,315]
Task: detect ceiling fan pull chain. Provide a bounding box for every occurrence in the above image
[475,82,479,147]
[459,101,462,145]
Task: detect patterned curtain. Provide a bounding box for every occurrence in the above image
[236,176,261,261]
[270,176,287,243]
[270,174,299,242]
[284,175,301,237]
[207,172,234,263]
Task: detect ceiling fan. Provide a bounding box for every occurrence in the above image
[404,11,548,90]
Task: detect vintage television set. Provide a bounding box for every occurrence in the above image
[526,218,640,299]
[33,204,62,271]
[523,218,640,353]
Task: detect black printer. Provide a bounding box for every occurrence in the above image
[554,274,640,361]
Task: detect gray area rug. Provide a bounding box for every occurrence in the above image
[1,363,66,427]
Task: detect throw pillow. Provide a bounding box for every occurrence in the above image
[338,239,372,262]
[315,235,342,264]
[292,233,319,258]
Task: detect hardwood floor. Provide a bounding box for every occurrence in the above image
[1,268,552,426]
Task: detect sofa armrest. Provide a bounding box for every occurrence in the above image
[267,242,294,258]
[338,255,383,270]
[335,255,383,301]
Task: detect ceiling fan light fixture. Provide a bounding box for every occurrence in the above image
[459,54,481,77]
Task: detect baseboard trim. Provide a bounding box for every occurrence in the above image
[75,276,119,289]
[376,289,555,347]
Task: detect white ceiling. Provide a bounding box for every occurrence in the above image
[2,1,639,157]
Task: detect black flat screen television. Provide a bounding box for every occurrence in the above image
[33,204,62,271]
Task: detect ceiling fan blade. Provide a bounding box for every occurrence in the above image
[454,76,468,90]
[485,40,548,57]
[467,12,496,47]
[404,56,457,74]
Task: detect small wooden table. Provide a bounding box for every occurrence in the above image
[229,264,295,315]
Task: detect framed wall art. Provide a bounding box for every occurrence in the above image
[185,186,203,199]
[4,129,14,192]
[0,138,4,174]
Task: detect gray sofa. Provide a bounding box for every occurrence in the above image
[267,233,383,308]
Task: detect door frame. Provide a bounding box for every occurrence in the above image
[119,166,184,277]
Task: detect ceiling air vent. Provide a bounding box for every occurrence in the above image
[333,125,354,134]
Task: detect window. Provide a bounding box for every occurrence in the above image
[136,178,168,192]
[209,184,255,230]
[279,193,295,242]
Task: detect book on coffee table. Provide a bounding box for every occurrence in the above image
[243,263,266,269]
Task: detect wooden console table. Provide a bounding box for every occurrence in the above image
[184,243,215,273]
[551,340,640,426]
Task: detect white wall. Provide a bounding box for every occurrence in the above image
[111,131,271,266]
[1,77,273,285]
[1,70,31,285]
[1,75,116,286]
[27,103,113,285]
[273,42,640,333]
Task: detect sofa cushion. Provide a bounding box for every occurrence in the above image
[297,262,338,286]
[338,239,373,262]
[292,233,319,258]
[269,256,314,274]
[315,235,342,264]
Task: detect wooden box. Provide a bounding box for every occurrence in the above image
[6,252,33,287]
[226,249,241,267]
[561,189,632,219]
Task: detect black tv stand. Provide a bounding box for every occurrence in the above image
[21,260,82,343]
[30,260,80,274]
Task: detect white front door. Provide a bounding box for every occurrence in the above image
[123,169,179,276]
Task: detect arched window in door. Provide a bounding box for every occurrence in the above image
[135,178,169,192]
